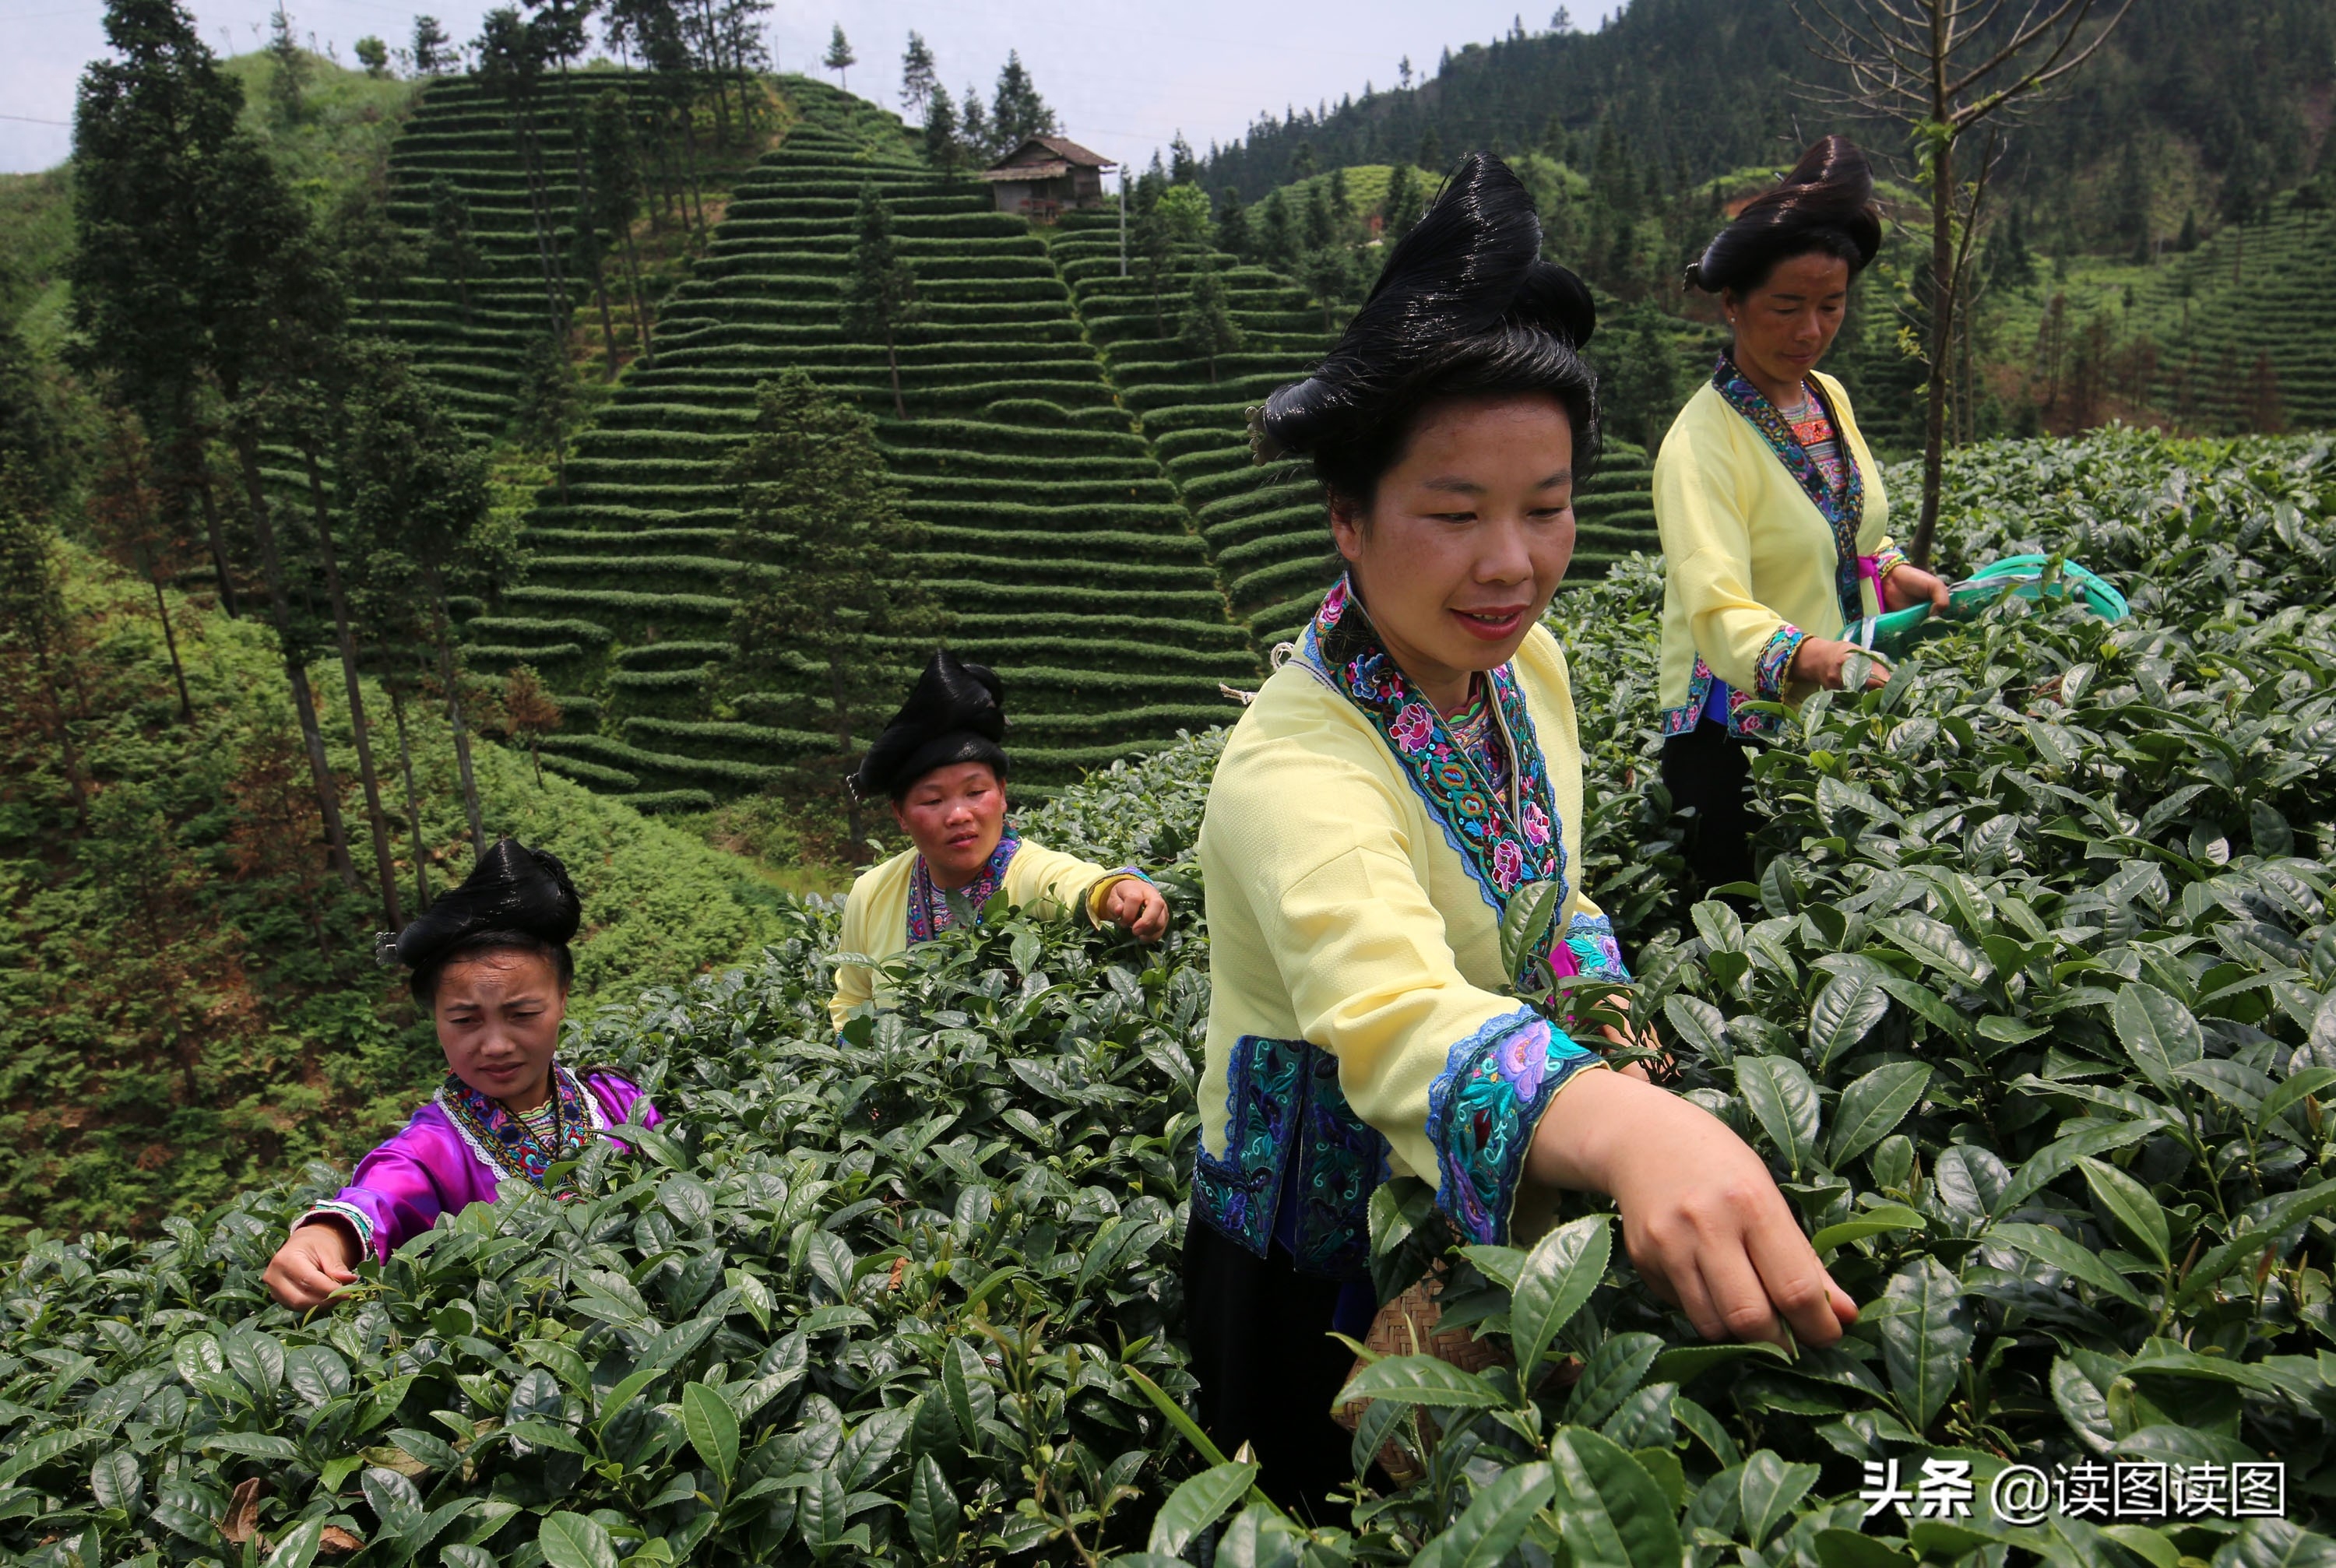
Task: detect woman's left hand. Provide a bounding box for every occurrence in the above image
[1883,561,1950,613]
[1103,879,1170,941]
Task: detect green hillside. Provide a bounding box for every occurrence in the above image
[456,80,1258,808]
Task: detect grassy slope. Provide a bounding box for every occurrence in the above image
[0,542,794,1235]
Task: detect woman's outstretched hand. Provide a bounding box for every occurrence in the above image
[1883,561,1951,614]
[1102,878,1171,941]
[263,1221,361,1310]
[1790,636,1891,694]
[1529,1067,1857,1349]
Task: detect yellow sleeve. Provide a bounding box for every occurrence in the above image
[1654,420,1808,699]
[1207,744,1605,1245]
[1005,842,1144,926]
[829,882,875,1033]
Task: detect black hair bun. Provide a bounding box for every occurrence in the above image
[1686,135,1882,294]
[1254,151,1597,468]
[852,649,1011,801]
[392,837,582,972]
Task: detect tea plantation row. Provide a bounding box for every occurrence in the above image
[5,430,2334,1566]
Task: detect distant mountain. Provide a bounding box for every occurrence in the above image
[1201,0,2333,258]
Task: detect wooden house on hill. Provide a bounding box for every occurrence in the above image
[979,135,1116,220]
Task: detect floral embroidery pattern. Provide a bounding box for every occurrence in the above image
[437,1060,606,1192]
[906,831,1022,946]
[1424,1009,1599,1244]
[1559,912,1631,982]
[1193,1035,1385,1278]
[1298,578,1570,984]
[1754,625,1808,701]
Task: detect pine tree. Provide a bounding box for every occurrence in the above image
[990,51,1057,148]
[354,35,389,75]
[922,81,961,175]
[1178,255,1246,383]
[71,0,249,620]
[585,89,653,366]
[1302,245,1353,331]
[340,346,505,858]
[722,369,949,843]
[899,30,937,119]
[265,2,308,126]
[842,185,925,418]
[412,13,449,72]
[823,24,854,89]
[1169,132,1198,184]
[959,85,991,163]
[1215,186,1250,256]
[515,331,579,499]
[425,176,479,324]
[1135,207,1180,337]
[1383,161,1423,242]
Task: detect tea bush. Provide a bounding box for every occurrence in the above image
[6,432,2335,1567]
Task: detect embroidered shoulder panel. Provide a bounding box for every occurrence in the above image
[1298,577,1570,986]
[437,1060,604,1193]
[1192,1035,1385,1280]
[1712,356,1867,622]
[907,830,1022,946]
[1424,1008,1599,1246]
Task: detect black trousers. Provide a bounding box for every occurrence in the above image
[1660,717,1760,898]
[1180,1220,1363,1522]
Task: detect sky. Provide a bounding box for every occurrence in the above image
[2,0,1625,177]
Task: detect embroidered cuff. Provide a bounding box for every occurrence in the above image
[1753,624,1807,701]
[295,1201,376,1260]
[1083,867,1149,925]
[1423,1009,1601,1246]
[1560,912,1631,982]
[1872,546,1909,582]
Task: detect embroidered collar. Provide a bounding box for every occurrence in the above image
[1296,577,1567,986]
[1712,353,1867,619]
[906,829,1021,945]
[437,1060,606,1193]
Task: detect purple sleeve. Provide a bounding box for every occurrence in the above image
[295,1108,484,1264]
[587,1071,662,1141]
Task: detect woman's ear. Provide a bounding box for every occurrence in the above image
[1328,490,1367,565]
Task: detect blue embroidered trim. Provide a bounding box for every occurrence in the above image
[1754,624,1807,701]
[1192,1035,1386,1279]
[1297,576,1570,986]
[1659,655,1788,740]
[1560,912,1631,983]
[1712,354,1868,624]
[907,831,1022,946]
[1424,1007,1599,1245]
[297,1199,375,1251]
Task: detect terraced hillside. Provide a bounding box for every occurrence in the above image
[2137,195,2336,431]
[1049,209,1657,649]
[373,73,611,438]
[466,80,1258,808]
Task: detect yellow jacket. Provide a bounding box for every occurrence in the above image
[1653,366,1900,737]
[1194,579,1624,1276]
[829,837,1141,1030]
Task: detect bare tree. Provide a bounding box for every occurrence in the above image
[1795,0,2134,564]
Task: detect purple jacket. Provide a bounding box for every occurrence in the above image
[296,1063,660,1262]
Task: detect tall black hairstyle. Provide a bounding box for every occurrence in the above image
[382,837,583,1003]
[1249,150,1600,508]
[1685,135,1883,297]
[851,649,1011,803]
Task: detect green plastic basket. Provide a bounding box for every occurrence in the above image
[1842,555,2129,659]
